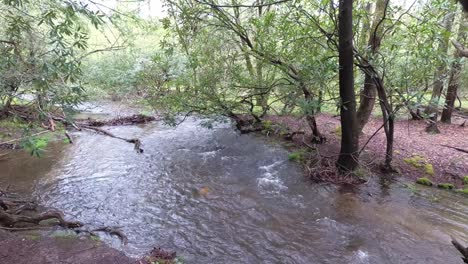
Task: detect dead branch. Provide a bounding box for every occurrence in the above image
[81,125,143,153]
[440,144,468,154]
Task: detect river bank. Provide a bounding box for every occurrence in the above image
[0,101,467,263]
[264,113,468,190]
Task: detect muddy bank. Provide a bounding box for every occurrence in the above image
[0,230,132,264]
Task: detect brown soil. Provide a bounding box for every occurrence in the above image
[0,230,132,264]
[266,113,468,186]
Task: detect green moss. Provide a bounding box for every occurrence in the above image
[50,230,78,239]
[463,176,468,185]
[455,188,468,195]
[404,155,435,176]
[288,150,306,162]
[90,235,100,242]
[25,235,41,241]
[424,164,434,176]
[437,183,454,190]
[416,177,433,186]
[353,167,368,179]
[333,126,342,137]
[403,155,426,168]
[262,120,273,130]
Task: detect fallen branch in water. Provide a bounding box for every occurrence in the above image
[81,125,143,153]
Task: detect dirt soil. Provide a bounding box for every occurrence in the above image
[0,230,133,264]
[267,113,468,186]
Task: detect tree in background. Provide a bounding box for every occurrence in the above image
[441,13,467,123]
[0,0,105,116]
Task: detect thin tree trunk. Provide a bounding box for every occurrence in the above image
[299,81,325,143]
[426,12,455,133]
[337,0,359,172]
[441,14,467,123]
[356,0,389,133]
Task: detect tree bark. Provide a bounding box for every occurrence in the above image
[337,0,359,172]
[441,14,467,123]
[441,62,462,123]
[426,12,455,133]
[356,0,388,133]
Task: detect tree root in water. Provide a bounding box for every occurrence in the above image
[76,226,128,245]
[452,237,468,264]
[0,189,129,245]
[0,191,82,229]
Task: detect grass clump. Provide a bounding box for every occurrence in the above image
[463,176,468,185]
[455,188,468,195]
[416,177,433,186]
[436,183,454,190]
[404,155,435,176]
[288,149,306,162]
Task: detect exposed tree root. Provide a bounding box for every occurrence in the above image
[75,226,128,245]
[452,237,468,264]
[0,188,130,246]
[0,190,82,230]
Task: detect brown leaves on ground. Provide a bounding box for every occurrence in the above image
[266,113,468,186]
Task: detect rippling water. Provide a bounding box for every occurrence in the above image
[1,109,467,263]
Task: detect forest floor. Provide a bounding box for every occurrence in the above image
[266,112,468,188]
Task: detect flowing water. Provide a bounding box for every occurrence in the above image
[0,104,467,264]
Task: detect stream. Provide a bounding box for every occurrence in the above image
[0,103,467,263]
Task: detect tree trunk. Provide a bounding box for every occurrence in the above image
[337,0,359,172]
[441,62,462,123]
[441,14,466,123]
[299,81,325,143]
[426,12,455,133]
[356,0,388,133]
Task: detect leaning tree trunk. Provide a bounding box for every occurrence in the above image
[337,0,359,172]
[356,0,388,133]
[299,81,325,143]
[441,14,467,123]
[441,62,463,123]
[426,12,455,133]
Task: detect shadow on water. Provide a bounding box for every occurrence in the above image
[0,113,467,263]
